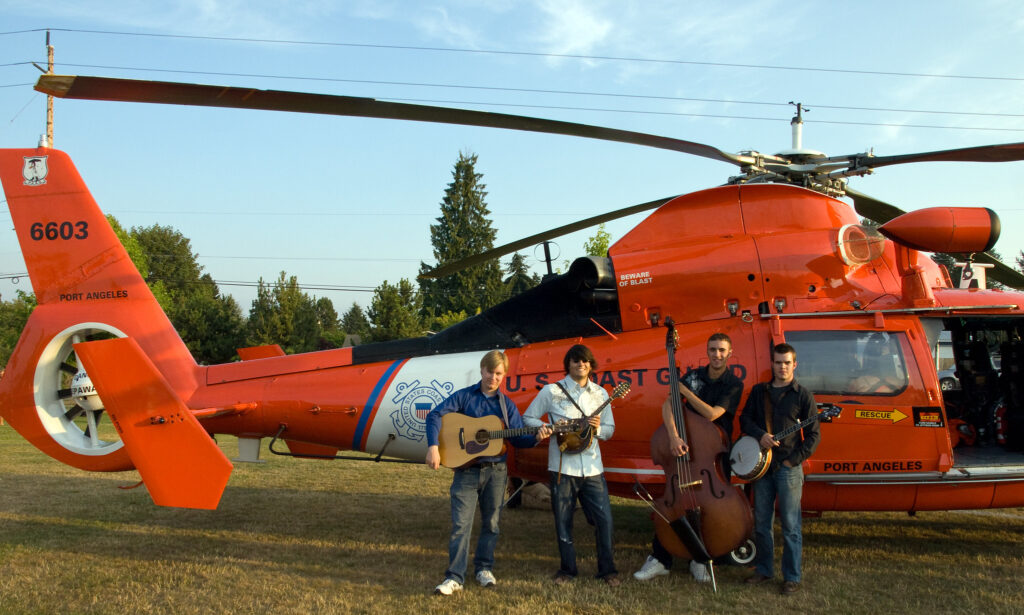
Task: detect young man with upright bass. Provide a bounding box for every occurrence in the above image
[634,333,744,583]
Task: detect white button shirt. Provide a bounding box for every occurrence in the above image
[523,375,615,477]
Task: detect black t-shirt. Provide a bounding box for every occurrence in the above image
[681,365,744,440]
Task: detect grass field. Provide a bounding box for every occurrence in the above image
[1,425,1023,615]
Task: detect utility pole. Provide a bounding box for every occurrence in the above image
[45,30,54,148]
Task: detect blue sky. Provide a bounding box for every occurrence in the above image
[2,1,1023,312]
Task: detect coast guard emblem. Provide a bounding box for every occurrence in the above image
[390,379,454,441]
[23,156,48,186]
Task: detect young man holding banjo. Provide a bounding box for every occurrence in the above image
[633,332,744,584]
[424,350,553,596]
[738,343,820,595]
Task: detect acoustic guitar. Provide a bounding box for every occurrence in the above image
[437,414,555,468]
[437,382,629,467]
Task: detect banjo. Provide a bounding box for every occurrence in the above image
[729,403,841,481]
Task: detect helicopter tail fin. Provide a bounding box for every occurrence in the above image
[0,147,198,472]
[74,336,232,509]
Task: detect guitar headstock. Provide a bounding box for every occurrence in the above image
[611,381,630,400]
[817,403,842,423]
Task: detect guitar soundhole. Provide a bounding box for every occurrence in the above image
[474,429,489,444]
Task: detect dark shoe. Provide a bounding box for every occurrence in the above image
[552,571,574,585]
[603,574,621,587]
[745,573,772,585]
[781,580,800,595]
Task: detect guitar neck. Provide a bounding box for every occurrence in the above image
[588,396,614,420]
[773,413,821,440]
[485,425,543,441]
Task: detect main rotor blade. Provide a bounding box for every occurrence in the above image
[420,194,679,279]
[846,187,1024,289]
[845,186,906,224]
[861,142,1024,169]
[37,75,746,167]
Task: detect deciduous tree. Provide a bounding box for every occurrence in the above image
[0,290,36,369]
[369,279,424,342]
[130,222,244,362]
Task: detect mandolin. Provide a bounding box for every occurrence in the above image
[555,382,630,454]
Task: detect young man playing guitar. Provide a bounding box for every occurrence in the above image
[633,332,744,584]
[739,343,820,595]
[425,350,552,596]
[523,344,621,586]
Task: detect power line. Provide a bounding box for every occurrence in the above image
[0,271,377,294]
[380,97,1024,133]
[7,27,1024,82]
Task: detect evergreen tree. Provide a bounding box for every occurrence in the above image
[246,272,322,354]
[504,252,539,298]
[369,279,424,342]
[340,302,371,344]
[316,297,340,333]
[315,297,344,349]
[419,152,504,317]
[177,277,246,363]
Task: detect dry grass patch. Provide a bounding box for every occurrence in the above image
[2,426,1023,614]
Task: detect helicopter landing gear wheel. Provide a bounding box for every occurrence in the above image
[726,538,756,566]
[31,322,133,470]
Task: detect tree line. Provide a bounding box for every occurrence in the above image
[0,152,547,367]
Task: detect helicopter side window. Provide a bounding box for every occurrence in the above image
[785,330,909,396]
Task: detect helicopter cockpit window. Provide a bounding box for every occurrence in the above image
[784,330,909,396]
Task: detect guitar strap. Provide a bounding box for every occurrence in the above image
[497,391,511,430]
[552,381,590,483]
[764,386,774,435]
[554,381,591,417]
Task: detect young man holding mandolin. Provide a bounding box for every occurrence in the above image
[739,343,820,595]
[634,332,744,584]
[425,350,552,596]
[523,344,621,586]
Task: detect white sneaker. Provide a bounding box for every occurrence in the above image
[434,578,463,595]
[633,555,669,581]
[690,560,711,583]
[476,569,497,587]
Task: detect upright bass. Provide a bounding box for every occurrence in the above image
[648,319,753,567]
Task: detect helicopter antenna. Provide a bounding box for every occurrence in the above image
[788,101,808,151]
[536,240,558,280]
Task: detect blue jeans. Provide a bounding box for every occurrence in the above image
[445,462,507,584]
[549,472,617,578]
[752,463,804,582]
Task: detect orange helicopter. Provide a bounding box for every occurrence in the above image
[2,75,1024,534]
